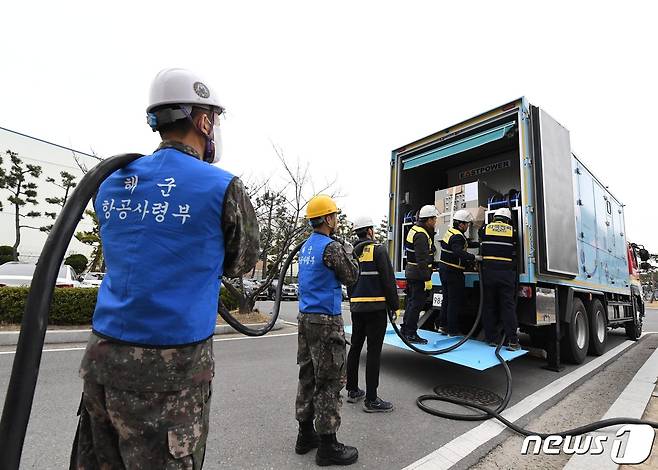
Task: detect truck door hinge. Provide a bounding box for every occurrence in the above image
[523,158,532,167]
[521,110,530,121]
[526,205,534,213]
[389,192,395,199]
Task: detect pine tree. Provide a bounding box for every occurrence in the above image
[3,151,42,260]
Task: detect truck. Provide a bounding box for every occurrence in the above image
[388,97,647,367]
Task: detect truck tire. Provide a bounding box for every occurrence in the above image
[561,298,589,364]
[625,297,643,341]
[587,299,607,356]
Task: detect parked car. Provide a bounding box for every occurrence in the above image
[280,283,298,300]
[0,262,81,288]
[80,272,105,288]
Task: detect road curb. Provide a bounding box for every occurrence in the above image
[0,320,285,346]
[406,334,650,470]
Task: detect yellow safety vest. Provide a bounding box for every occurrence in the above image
[350,242,386,304]
[438,227,468,270]
[404,225,434,268]
[481,221,515,268]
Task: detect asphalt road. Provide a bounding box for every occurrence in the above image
[0,305,656,469]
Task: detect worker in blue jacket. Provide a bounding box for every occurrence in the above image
[72,68,259,469]
[295,194,360,466]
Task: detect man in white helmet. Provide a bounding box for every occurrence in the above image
[401,204,438,344]
[478,208,520,350]
[436,209,481,336]
[345,216,398,413]
[72,68,259,468]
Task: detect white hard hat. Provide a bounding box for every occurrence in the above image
[453,209,473,223]
[494,208,512,220]
[147,68,223,114]
[418,205,439,219]
[353,216,375,231]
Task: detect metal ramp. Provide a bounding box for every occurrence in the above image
[344,325,527,371]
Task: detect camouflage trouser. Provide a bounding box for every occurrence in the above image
[295,313,347,435]
[71,379,211,470]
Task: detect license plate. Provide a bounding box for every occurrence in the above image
[432,293,443,307]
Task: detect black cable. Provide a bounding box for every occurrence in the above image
[0,153,288,469]
[416,332,658,436]
[352,239,483,356]
[398,265,658,437]
[217,241,305,336]
[0,153,143,470]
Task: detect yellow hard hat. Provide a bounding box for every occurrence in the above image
[306,194,340,219]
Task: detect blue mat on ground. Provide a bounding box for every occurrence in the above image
[344,325,527,371]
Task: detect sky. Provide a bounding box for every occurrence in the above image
[0,1,656,254]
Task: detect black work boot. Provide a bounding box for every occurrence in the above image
[316,433,358,466]
[295,420,319,455]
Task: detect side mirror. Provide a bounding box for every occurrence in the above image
[638,248,651,262]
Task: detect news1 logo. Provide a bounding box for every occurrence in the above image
[520,424,655,464]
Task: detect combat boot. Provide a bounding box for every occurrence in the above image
[316,433,358,466]
[295,420,319,455]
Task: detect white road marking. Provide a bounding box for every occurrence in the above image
[564,344,658,469]
[212,331,299,342]
[403,339,639,470]
[0,331,299,356]
[0,346,85,355]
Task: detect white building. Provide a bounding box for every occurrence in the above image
[0,126,102,263]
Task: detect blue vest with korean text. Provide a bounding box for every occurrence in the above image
[92,147,234,346]
[298,232,342,315]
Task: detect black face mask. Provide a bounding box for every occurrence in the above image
[181,107,221,164]
[199,114,221,164]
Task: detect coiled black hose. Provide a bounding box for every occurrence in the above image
[381,252,658,435]
[351,241,658,435]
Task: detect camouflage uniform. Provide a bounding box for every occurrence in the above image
[295,240,358,434]
[71,141,259,469]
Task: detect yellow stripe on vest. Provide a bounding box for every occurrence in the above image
[438,259,465,270]
[483,256,513,262]
[485,222,513,238]
[350,296,386,302]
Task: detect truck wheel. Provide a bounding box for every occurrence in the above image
[587,299,607,356]
[561,298,589,364]
[625,297,643,341]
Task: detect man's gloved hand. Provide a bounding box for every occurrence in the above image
[342,240,354,256]
[391,309,401,321]
[474,255,483,262]
[424,280,432,291]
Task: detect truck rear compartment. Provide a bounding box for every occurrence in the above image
[395,116,523,272]
[390,99,643,367]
